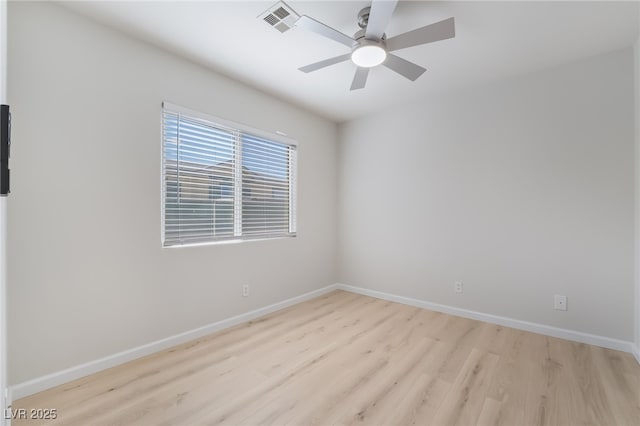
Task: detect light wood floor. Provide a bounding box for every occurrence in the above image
[13,290,640,425]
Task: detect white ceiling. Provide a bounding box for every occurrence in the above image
[59,1,639,123]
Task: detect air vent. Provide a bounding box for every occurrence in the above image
[274,23,290,33]
[258,1,300,34]
[264,14,279,26]
[273,7,290,20]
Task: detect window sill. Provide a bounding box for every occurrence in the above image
[163,234,297,249]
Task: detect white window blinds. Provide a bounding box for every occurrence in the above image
[162,103,297,247]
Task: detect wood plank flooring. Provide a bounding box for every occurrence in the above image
[12,290,640,425]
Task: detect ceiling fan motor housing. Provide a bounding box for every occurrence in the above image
[354,7,386,41]
[353,38,386,52]
[353,28,387,42]
[357,6,371,28]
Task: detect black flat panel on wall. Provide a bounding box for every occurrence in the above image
[0,104,10,196]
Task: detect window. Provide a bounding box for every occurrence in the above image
[162,102,297,247]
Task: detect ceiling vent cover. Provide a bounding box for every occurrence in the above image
[259,1,300,33]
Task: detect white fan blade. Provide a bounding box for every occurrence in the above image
[350,67,370,90]
[386,17,455,52]
[365,0,398,41]
[299,53,352,73]
[383,54,426,81]
[295,15,356,48]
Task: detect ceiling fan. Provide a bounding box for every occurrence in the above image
[294,0,455,90]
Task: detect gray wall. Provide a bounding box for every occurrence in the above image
[7,2,338,384]
[338,48,635,341]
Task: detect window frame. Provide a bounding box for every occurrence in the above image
[161,102,298,248]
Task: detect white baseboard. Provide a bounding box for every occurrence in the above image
[11,282,638,400]
[336,283,635,354]
[10,284,339,401]
[632,343,640,365]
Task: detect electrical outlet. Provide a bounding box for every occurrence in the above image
[454,281,463,294]
[554,295,567,311]
[242,285,249,297]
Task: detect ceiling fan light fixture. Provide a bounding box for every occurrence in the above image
[351,43,386,68]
